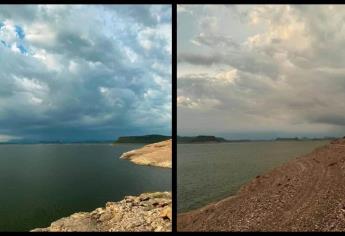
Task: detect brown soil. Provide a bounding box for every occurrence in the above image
[177,139,345,232]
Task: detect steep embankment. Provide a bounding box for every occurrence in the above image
[178,138,345,232]
[120,139,172,168]
[31,140,172,232]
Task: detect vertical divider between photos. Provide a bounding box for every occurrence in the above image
[172,2,177,233]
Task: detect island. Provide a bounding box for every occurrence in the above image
[113,135,171,144]
[177,135,227,143]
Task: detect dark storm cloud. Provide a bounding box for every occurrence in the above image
[0,5,171,142]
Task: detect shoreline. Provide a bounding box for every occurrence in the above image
[30,140,172,232]
[178,139,345,231]
[177,139,334,145]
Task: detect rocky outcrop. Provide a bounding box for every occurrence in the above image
[178,139,345,232]
[120,139,172,168]
[31,192,172,232]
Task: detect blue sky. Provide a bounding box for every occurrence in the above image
[0,5,171,142]
[178,5,345,139]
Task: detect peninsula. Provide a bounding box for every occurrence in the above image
[120,139,172,168]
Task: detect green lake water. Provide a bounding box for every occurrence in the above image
[0,144,171,231]
[177,140,329,213]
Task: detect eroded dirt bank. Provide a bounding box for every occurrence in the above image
[178,139,345,232]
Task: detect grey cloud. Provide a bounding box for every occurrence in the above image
[178,50,280,79]
[0,5,39,23]
[178,52,224,66]
[178,5,345,138]
[0,5,171,141]
[102,5,164,27]
[192,33,240,49]
[309,114,345,127]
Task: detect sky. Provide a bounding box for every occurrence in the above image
[0,5,171,142]
[177,5,345,139]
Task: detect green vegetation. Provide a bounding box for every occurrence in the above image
[114,135,171,144]
[177,135,227,143]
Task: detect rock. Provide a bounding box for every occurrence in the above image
[160,207,172,220]
[155,226,164,232]
[31,192,172,232]
[99,213,112,222]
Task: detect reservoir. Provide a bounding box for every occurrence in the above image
[177,140,329,213]
[0,143,171,231]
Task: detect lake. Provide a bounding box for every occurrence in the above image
[177,140,329,213]
[0,144,171,231]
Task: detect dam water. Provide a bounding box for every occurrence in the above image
[0,144,171,231]
[177,140,329,213]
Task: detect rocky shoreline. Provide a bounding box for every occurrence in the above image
[120,139,172,168]
[178,138,345,232]
[32,192,172,232]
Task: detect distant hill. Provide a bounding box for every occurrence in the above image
[275,137,300,141]
[275,137,337,141]
[177,135,227,143]
[114,135,171,144]
[0,140,114,144]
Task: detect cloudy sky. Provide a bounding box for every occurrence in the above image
[178,5,345,139]
[0,5,171,142]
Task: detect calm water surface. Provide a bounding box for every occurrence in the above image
[0,144,171,231]
[177,141,329,213]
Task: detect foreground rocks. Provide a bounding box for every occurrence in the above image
[178,138,345,232]
[31,192,172,232]
[120,139,172,168]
